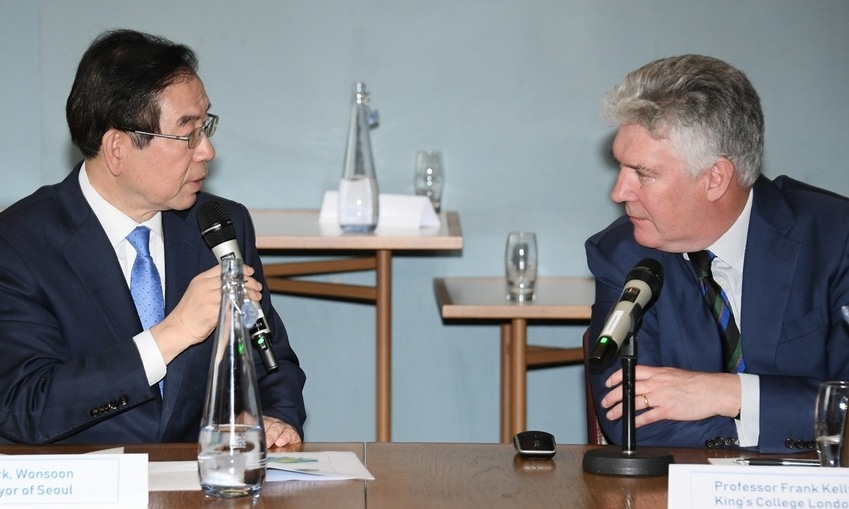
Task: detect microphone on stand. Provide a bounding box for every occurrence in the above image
[198,201,279,374]
[582,258,674,477]
[590,258,663,364]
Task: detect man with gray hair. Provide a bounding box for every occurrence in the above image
[586,54,849,452]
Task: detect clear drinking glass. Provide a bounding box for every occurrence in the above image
[505,232,537,302]
[815,380,849,467]
[414,150,444,213]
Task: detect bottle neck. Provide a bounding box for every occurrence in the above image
[220,258,245,285]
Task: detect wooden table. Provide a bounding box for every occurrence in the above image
[251,210,463,442]
[367,442,677,508]
[434,276,595,442]
[0,442,364,509]
[0,441,789,508]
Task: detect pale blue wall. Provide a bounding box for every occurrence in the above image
[2,1,848,443]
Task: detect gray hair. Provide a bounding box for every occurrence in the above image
[601,55,764,187]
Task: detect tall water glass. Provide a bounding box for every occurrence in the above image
[505,232,537,302]
[414,150,444,213]
[815,380,849,467]
[198,259,266,498]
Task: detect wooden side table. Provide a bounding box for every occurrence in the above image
[252,210,463,442]
[434,276,594,442]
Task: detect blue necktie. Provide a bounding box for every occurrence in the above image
[688,250,745,373]
[127,226,166,394]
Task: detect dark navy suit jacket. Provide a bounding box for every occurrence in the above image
[0,163,306,444]
[586,175,849,452]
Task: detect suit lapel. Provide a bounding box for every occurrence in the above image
[63,219,144,339]
[740,177,800,370]
[162,210,202,313]
[55,168,144,343]
[158,209,213,429]
[662,252,727,370]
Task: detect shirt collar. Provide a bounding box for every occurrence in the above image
[79,162,163,246]
[705,188,753,272]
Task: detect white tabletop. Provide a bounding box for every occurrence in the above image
[251,209,463,251]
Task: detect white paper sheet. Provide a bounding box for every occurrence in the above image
[148,451,373,492]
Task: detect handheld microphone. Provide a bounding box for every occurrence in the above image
[198,201,279,373]
[589,258,663,364]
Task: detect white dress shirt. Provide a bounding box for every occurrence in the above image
[685,189,759,447]
[79,164,167,387]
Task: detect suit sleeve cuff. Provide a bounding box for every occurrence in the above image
[133,330,167,387]
[734,373,760,447]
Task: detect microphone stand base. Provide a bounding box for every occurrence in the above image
[582,446,674,477]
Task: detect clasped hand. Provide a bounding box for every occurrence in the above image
[601,365,741,427]
[151,264,265,365]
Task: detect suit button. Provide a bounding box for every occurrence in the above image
[90,408,99,417]
[118,396,129,406]
[785,438,795,449]
[108,400,118,410]
[706,439,715,448]
[806,440,815,449]
[795,440,805,449]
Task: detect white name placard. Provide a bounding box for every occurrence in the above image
[0,453,148,508]
[669,464,849,509]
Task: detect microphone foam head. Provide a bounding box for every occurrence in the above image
[197,201,236,249]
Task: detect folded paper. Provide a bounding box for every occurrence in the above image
[319,191,441,229]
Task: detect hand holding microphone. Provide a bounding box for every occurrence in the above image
[198,201,279,373]
[590,258,663,364]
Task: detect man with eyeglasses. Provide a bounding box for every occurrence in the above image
[0,29,306,446]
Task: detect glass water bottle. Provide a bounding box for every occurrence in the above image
[198,258,267,498]
[338,81,380,232]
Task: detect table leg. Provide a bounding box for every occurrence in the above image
[500,322,512,443]
[376,249,392,442]
[260,254,390,442]
[509,318,528,440]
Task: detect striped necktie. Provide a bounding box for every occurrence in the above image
[688,250,745,373]
[127,226,166,394]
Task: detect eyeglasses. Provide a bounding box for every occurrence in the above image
[128,113,218,149]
